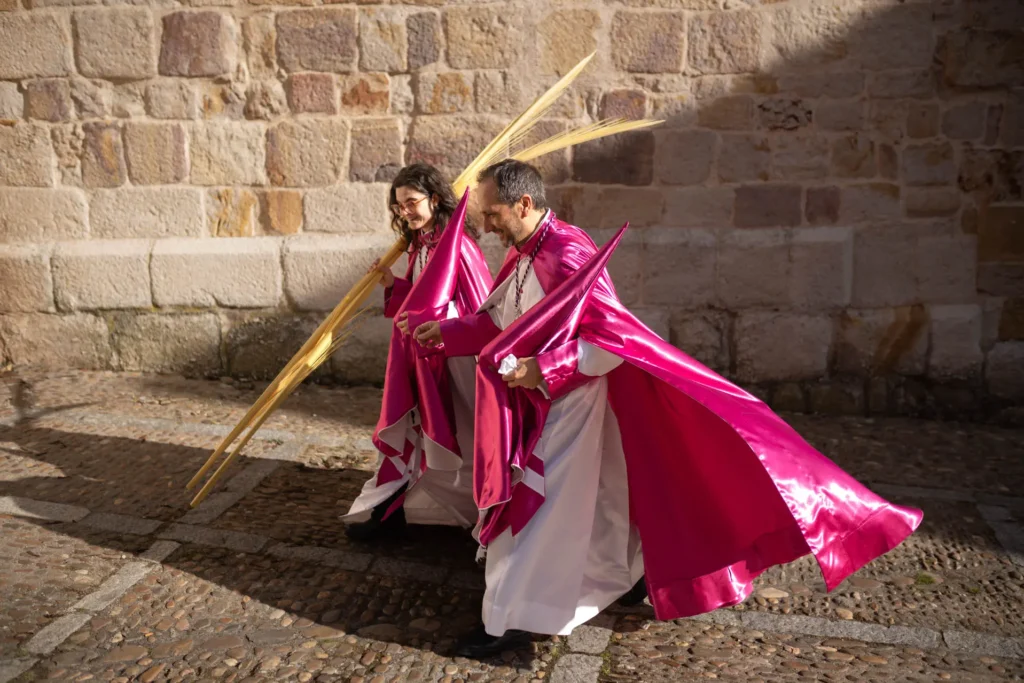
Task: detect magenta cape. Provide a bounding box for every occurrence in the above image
[438,213,923,621]
[372,190,492,485]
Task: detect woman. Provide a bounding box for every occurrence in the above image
[342,164,493,542]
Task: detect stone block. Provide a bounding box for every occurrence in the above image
[407,11,441,71]
[611,10,685,73]
[152,238,280,308]
[574,131,655,186]
[836,307,928,376]
[698,96,755,130]
[718,134,769,183]
[225,313,326,381]
[838,184,901,224]
[286,73,337,114]
[0,244,53,313]
[979,263,1024,298]
[124,122,188,185]
[277,8,357,73]
[830,134,876,178]
[75,8,155,79]
[0,313,110,369]
[663,187,733,229]
[939,29,1024,89]
[330,311,391,384]
[570,188,664,231]
[670,310,729,372]
[112,313,221,376]
[304,183,390,235]
[805,186,839,226]
[349,118,401,183]
[415,71,472,115]
[778,72,864,99]
[758,98,812,132]
[244,80,288,121]
[904,188,961,218]
[789,228,852,310]
[734,184,802,228]
[903,143,956,187]
[52,239,151,310]
[851,230,918,307]
[0,13,72,79]
[159,11,236,77]
[689,11,763,75]
[360,7,406,73]
[90,188,205,239]
[146,80,200,120]
[928,305,984,379]
[716,229,790,308]
[907,102,940,139]
[999,299,1024,342]
[808,380,865,416]
[190,123,266,186]
[0,124,54,187]
[267,120,348,187]
[986,342,1024,399]
[539,9,599,76]
[772,135,829,181]
[444,6,524,70]
[243,13,276,80]
[1002,91,1024,147]
[850,4,933,70]
[0,188,87,242]
[259,190,302,236]
[642,228,716,308]
[958,149,1022,204]
[405,115,504,181]
[208,188,259,238]
[868,70,935,99]
[979,205,1024,263]
[338,73,389,115]
[942,102,988,141]
[476,70,530,116]
[816,100,864,132]
[0,82,21,119]
[736,312,832,382]
[652,129,715,186]
[766,1,852,71]
[283,233,391,311]
[25,79,72,122]
[81,122,126,189]
[916,235,977,304]
[67,79,112,120]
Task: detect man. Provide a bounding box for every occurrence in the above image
[414,160,922,658]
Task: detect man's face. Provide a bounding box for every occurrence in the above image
[478,178,524,248]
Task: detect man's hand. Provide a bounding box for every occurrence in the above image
[413,320,443,347]
[502,357,543,390]
[367,257,395,288]
[396,312,410,335]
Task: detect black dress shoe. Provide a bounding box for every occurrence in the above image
[617,576,648,607]
[345,484,408,542]
[454,625,531,659]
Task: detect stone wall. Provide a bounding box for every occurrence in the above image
[0,0,1022,419]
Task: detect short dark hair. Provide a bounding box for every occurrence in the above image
[478,159,547,210]
[389,163,479,246]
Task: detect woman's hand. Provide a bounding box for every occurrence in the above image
[396,312,410,335]
[368,257,395,288]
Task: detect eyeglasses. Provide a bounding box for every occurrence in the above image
[391,195,429,216]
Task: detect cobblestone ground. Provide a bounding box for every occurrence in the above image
[0,368,1022,683]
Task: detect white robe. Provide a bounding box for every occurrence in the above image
[343,246,478,528]
[479,246,645,636]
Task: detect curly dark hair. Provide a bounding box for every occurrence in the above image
[389,163,479,248]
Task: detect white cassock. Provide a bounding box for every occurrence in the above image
[478,249,645,637]
[343,244,478,528]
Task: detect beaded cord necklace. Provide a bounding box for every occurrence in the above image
[512,221,549,319]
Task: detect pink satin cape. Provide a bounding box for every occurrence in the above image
[442,214,923,622]
[372,190,492,487]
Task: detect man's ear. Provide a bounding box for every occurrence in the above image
[519,194,534,217]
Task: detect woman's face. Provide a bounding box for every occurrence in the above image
[393,185,435,232]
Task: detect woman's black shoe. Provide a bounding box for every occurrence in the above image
[617,576,648,607]
[345,484,408,542]
[454,624,531,659]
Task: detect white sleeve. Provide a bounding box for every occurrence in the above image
[578,338,623,377]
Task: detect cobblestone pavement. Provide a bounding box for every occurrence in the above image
[0,368,1022,682]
